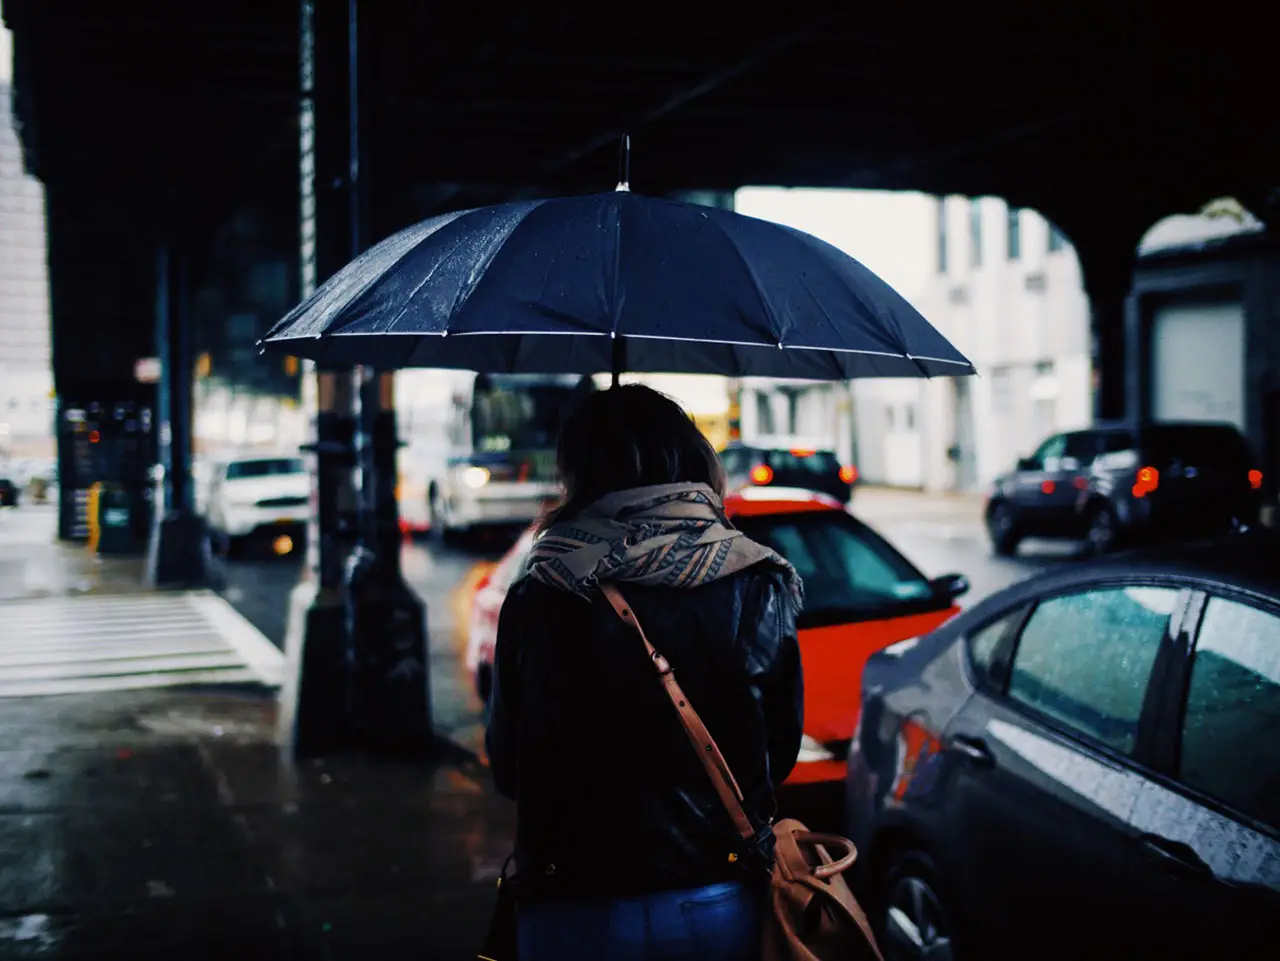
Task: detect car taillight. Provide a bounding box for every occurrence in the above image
[475,572,492,593]
[790,448,816,457]
[1132,466,1160,498]
[839,465,858,484]
[1249,469,1263,491]
[750,463,774,485]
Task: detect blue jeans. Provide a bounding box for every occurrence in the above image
[517,879,760,961]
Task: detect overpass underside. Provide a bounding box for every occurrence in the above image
[4,0,1276,751]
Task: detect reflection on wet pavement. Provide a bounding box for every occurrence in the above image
[0,688,515,959]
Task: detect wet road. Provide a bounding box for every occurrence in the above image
[210,496,1084,753]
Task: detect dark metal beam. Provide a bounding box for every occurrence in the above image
[538,16,836,183]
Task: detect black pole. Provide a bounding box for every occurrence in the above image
[280,0,361,757]
[341,0,433,757]
[611,334,626,388]
[146,232,205,587]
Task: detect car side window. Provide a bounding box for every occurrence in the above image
[1027,434,1066,470]
[1180,597,1280,829]
[967,612,1020,689]
[1062,432,1100,467]
[1100,431,1135,454]
[1006,586,1179,755]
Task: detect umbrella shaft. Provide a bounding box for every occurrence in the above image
[611,335,626,388]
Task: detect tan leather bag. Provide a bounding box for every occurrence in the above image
[602,585,884,961]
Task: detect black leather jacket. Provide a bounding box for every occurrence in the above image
[486,565,803,899]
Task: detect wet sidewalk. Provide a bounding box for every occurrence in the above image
[0,687,514,960]
[0,506,152,602]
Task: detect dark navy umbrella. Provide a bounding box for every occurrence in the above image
[261,190,975,383]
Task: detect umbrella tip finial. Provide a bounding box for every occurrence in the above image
[616,133,631,192]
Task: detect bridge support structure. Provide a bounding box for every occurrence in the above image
[278,0,432,759]
[147,237,207,587]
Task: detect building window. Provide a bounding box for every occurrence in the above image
[1007,206,1021,260]
[936,197,948,274]
[969,198,982,268]
[904,404,916,430]
[1048,221,1069,252]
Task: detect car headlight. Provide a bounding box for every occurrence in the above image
[458,466,490,490]
[796,734,837,763]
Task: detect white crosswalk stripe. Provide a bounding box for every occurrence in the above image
[0,591,285,697]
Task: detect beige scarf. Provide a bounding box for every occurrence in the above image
[525,482,802,605]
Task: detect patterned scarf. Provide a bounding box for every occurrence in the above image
[525,482,803,606]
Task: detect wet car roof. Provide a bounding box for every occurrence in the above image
[723,488,845,515]
[982,531,1280,614]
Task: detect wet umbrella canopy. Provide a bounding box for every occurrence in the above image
[262,190,975,382]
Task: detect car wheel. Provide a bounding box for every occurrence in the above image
[986,501,1020,557]
[1085,502,1119,555]
[881,850,958,961]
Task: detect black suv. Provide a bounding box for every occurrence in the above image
[720,443,858,505]
[987,421,1264,555]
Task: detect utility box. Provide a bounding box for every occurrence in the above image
[96,483,139,554]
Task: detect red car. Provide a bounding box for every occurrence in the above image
[466,487,968,784]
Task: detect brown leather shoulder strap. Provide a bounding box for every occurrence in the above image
[600,584,756,841]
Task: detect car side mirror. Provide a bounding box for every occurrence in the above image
[931,573,970,601]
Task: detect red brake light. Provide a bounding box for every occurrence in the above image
[1040,480,1056,494]
[839,465,858,484]
[1132,466,1160,498]
[1249,469,1263,491]
[749,463,774,485]
[789,448,816,457]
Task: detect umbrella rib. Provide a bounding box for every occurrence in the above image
[707,215,786,345]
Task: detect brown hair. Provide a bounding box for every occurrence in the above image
[540,384,726,532]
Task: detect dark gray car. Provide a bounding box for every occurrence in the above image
[846,533,1280,961]
[986,421,1264,557]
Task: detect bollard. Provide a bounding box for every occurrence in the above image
[86,482,103,554]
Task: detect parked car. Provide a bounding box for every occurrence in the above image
[467,525,537,703]
[204,454,309,555]
[986,421,1264,556]
[0,475,17,508]
[847,533,1280,961]
[467,486,968,788]
[720,438,859,504]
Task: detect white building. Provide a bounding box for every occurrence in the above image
[735,188,1093,493]
[0,76,55,458]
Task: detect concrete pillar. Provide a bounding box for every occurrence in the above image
[146,239,207,586]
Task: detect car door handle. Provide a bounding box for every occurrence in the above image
[950,735,995,767]
[1137,834,1214,880]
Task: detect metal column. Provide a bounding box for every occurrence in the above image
[279,0,362,756]
[279,0,432,758]
[146,238,206,586]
